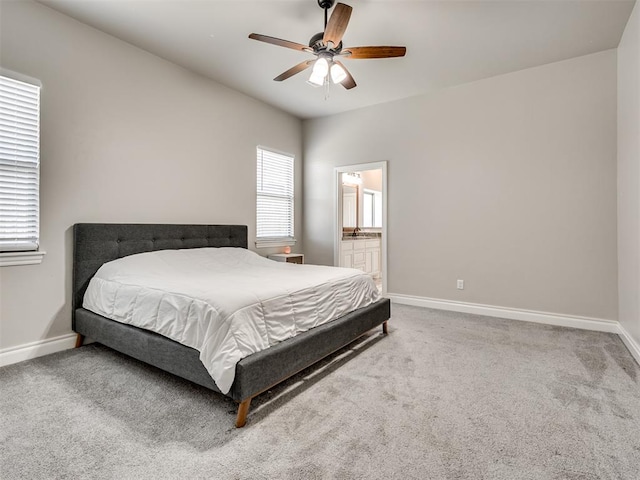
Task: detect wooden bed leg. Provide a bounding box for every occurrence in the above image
[382,321,388,335]
[235,398,252,428]
[74,334,84,348]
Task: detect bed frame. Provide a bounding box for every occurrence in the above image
[72,223,391,427]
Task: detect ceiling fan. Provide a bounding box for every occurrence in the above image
[248,0,406,90]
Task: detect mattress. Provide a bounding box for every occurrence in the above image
[83,247,381,393]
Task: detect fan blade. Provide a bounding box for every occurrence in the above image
[334,61,356,90]
[274,60,314,81]
[342,46,407,59]
[323,3,352,47]
[248,33,311,53]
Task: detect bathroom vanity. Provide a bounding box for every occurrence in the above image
[340,237,381,278]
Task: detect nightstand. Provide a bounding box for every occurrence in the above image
[268,253,304,264]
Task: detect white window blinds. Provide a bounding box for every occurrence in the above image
[256,147,294,243]
[0,75,40,252]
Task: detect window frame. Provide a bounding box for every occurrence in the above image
[255,146,296,248]
[0,69,45,267]
[362,188,383,228]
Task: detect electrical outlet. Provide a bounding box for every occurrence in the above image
[457,279,464,290]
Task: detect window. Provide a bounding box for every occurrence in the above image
[0,73,43,265]
[256,147,295,247]
[362,189,382,228]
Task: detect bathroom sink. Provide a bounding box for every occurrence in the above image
[342,234,380,240]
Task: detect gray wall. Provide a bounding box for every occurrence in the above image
[0,1,302,349]
[0,0,629,352]
[617,2,640,346]
[304,50,618,321]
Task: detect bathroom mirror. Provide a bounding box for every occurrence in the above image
[342,185,358,228]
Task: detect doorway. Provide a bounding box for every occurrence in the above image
[334,162,387,295]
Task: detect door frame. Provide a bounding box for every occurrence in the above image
[334,161,388,295]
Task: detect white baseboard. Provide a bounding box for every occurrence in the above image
[387,293,640,365]
[387,293,620,333]
[2,298,638,369]
[617,323,640,365]
[0,333,77,367]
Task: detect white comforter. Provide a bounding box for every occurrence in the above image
[83,247,380,394]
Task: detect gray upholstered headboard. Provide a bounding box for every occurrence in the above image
[72,223,248,327]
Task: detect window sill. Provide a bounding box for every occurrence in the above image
[0,250,46,267]
[255,238,297,249]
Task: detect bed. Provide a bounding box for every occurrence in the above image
[72,223,391,427]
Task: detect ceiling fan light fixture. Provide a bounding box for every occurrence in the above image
[330,62,347,84]
[307,57,329,86]
[312,57,329,77]
[307,70,326,87]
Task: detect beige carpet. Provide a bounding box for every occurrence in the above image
[1,304,639,479]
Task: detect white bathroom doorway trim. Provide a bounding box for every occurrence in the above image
[334,161,388,296]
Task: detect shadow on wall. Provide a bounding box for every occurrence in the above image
[44,226,74,341]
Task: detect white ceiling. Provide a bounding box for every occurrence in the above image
[37,0,636,119]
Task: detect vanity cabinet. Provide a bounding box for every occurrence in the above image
[340,239,380,278]
[341,242,354,269]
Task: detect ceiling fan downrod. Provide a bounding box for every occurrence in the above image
[318,0,335,29]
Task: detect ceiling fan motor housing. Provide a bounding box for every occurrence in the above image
[309,32,342,54]
[317,0,335,10]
